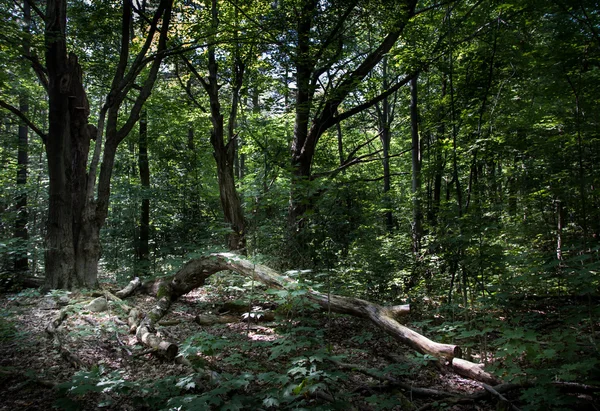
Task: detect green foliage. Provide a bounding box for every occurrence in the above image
[0,315,17,342]
[2,0,600,408]
[180,331,231,357]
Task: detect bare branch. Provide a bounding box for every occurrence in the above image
[0,99,47,143]
[14,0,46,22]
[180,55,210,94]
[115,0,173,143]
[313,147,412,180]
[22,54,49,91]
[344,130,383,163]
[174,61,207,112]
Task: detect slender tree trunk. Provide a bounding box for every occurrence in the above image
[556,199,564,261]
[410,75,422,253]
[566,74,588,246]
[15,91,29,271]
[378,56,394,233]
[137,109,150,274]
[449,51,463,217]
[15,0,31,272]
[205,0,246,252]
[429,76,446,227]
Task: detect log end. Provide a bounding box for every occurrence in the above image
[159,341,179,361]
[452,358,501,385]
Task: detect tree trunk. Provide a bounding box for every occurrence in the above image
[137,109,150,274]
[378,56,394,233]
[14,0,31,272]
[201,0,246,253]
[288,0,316,237]
[449,50,463,217]
[410,74,422,253]
[287,0,417,240]
[428,76,446,227]
[44,0,173,289]
[45,0,94,288]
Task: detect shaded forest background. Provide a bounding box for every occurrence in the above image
[0,0,599,409]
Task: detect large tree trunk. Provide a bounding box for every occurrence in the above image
[44,0,94,288]
[43,0,173,289]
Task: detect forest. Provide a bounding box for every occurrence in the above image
[0,0,599,409]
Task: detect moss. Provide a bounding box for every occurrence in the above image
[155,283,171,299]
[148,312,161,323]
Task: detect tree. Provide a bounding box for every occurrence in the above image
[284,0,419,245]
[178,0,261,253]
[136,109,150,274]
[410,74,422,254]
[0,0,175,288]
[14,0,31,272]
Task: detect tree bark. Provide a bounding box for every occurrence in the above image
[410,75,422,254]
[378,56,394,233]
[45,0,92,288]
[14,0,31,272]
[137,109,150,274]
[43,0,173,289]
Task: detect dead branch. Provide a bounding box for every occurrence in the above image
[330,359,462,399]
[115,277,142,298]
[452,358,501,385]
[481,382,522,411]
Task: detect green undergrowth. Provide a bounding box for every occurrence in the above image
[53,270,599,410]
[53,275,426,410]
[54,315,421,410]
[413,296,600,410]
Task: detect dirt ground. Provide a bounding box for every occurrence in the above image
[0,284,523,410]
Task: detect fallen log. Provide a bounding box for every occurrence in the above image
[122,253,499,382]
[167,253,460,360]
[134,281,178,360]
[452,358,500,385]
[116,277,142,298]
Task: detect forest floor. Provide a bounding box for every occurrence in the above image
[0,276,596,410]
